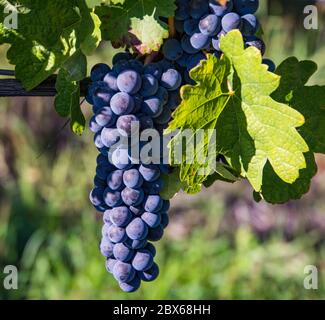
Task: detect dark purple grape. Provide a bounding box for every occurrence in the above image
[132,249,153,271]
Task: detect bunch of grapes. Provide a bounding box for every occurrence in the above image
[162,0,275,83]
[87,53,182,292]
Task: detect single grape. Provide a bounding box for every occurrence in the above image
[139,262,159,282]
[154,107,172,125]
[103,209,113,224]
[162,39,184,61]
[245,36,266,55]
[89,115,102,133]
[160,212,169,229]
[181,35,200,54]
[144,243,156,257]
[129,60,143,74]
[221,12,242,32]
[101,128,120,148]
[117,70,142,94]
[161,69,182,91]
[142,97,163,118]
[144,195,163,213]
[93,88,115,109]
[104,72,119,91]
[156,87,169,106]
[111,148,132,170]
[100,237,114,258]
[161,200,170,212]
[116,114,139,137]
[121,187,144,207]
[241,13,259,36]
[94,131,105,149]
[94,174,107,189]
[97,154,107,165]
[143,63,163,79]
[184,18,200,36]
[139,74,159,97]
[113,261,135,283]
[103,188,123,207]
[132,249,154,271]
[233,0,259,15]
[147,225,164,242]
[139,114,154,130]
[189,0,209,19]
[190,33,210,50]
[126,217,148,240]
[96,162,114,180]
[110,92,135,115]
[89,187,104,207]
[113,243,134,262]
[199,14,221,36]
[107,170,124,191]
[141,212,161,228]
[105,258,118,273]
[91,63,111,82]
[112,52,132,65]
[95,106,116,127]
[212,37,221,51]
[139,164,160,182]
[110,207,132,227]
[119,275,141,293]
[166,90,181,111]
[123,169,143,189]
[262,58,276,72]
[107,225,127,243]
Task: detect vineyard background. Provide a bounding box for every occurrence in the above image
[1,1,325,299]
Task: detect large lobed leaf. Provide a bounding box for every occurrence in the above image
[95,0,175,53]
[167,30,313,203]
[0,0,101,135]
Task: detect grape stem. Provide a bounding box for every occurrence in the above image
[144,52,159,65]
[168,17,176,38]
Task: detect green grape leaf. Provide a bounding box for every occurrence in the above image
[160,168,186,200]
[272,57,325,154]
[259,152,317,203]
[254,57,325,203]
[78,2,102,55]
[0,0,81,90]
[167,54,232,193]
[95,0,175,48]
[129,12,169,54]
[55,69,85,135]
[0,1,100,134]
[63,50,87,82]
[218,30,309,191]
[85,0,103,7]
[167,31,309,200]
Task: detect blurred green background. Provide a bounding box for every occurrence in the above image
[1,1,325,300]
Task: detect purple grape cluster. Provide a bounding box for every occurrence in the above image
[164,0,275,83]
[87,54,181,292]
